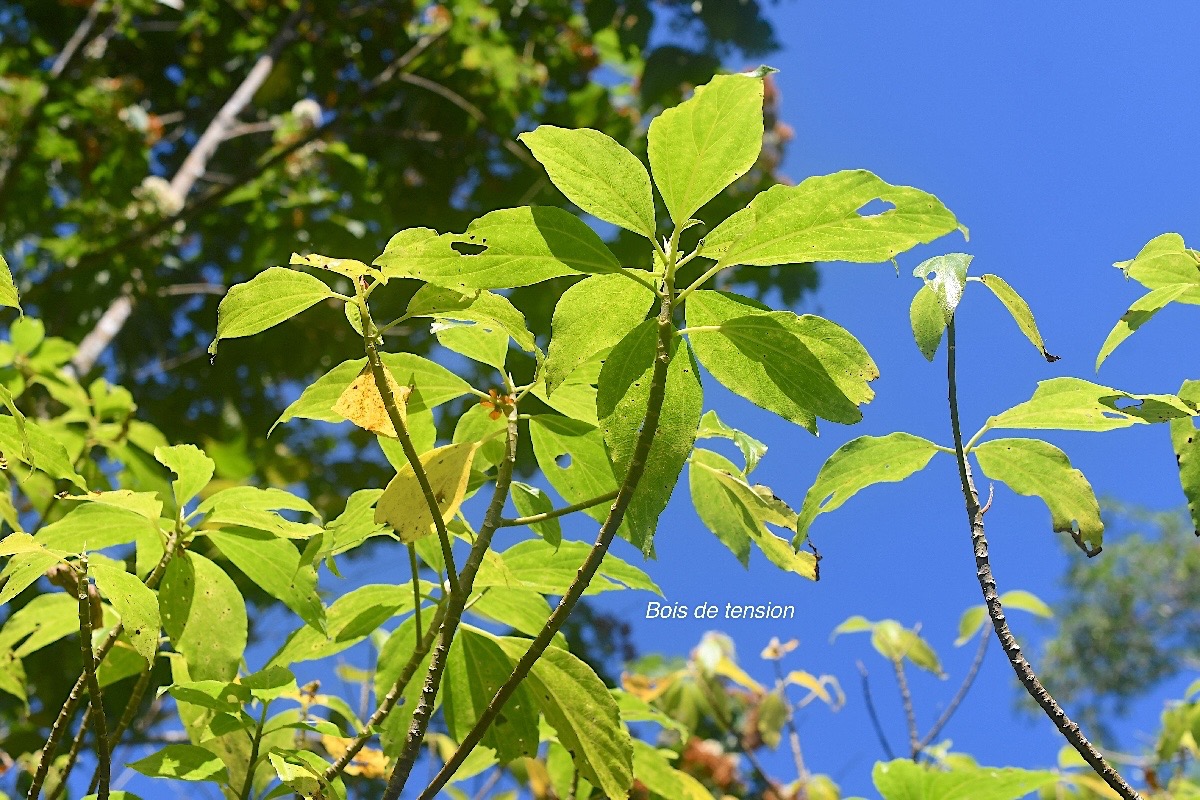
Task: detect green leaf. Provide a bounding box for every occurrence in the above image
[986,377,1196,432]
[700,170,962,269]
[453,403,508,469]
[324,489,390,556]
[289,251,380,281]
[1096,283,1192,370]
[648,71,766,225]
[1115,232,1200,300]
[62,489,163,521]
[910,284,946,361]
[756,690,790,749]
[205,528,325,632]
[374,207,619,289]
[435,321,509,370]
[269,583,419,667]
[531,352,601,425]
[405,285,537,352]
[631,740,714,800]
[208,267,337,355]
[476,539,660,596]
[0,416,86,489]
[690,449,817,579]
[955,606,988,646]
[0,551,63,605]
[36,504,160,552]
[545,273,656,393]
[914,253,971,320]
[975,438,1104,552]
[520,126,657,239]
[687,290,877,432]
[978,274,1058,362]
[130,744,229,782]
[696,410,766,475]
[510,482,562,546]
[444,626,540,763]
[0,383,30,464]
[872,759,1057,800]
[159,552,247,681]
[598,320,703,553]
[898,629,943,676]
[0,592,78,657]
[467,587,564,645]
[271,353,470,435]
[999,589,1053,619]
[154,444,215,508]
[0,253,20,311]
[529,416,619,525]
[796,433,940,546]
[197,486,322,540]
[91,562,161,664]
[1170,379,1200,535]
[496,637,634,799]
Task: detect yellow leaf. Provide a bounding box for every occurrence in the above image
[321,735,388,779]
[714,655,764,695]
[621,671,679,703]
[333,364,410,439]
[374,442,479,542]
[760,637,799,661]
[785,670,845,710]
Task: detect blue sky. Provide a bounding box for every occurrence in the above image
[583,4,1200,795]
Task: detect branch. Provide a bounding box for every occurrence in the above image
[45,708,91,800]
[772,661,809,796]
[891,659,919,759]
[945,318,1142,800]
[857,660,895,761]
[917,632,988,752]
[413,281,677,800]
[87,665,154,796]
[496,489,618,527]
[77,556,111,799]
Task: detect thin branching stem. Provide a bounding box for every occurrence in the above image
[45,708,91,800]
[497,490,618,527]
[892,659,920,759]
[415,256,680,800]
[238,703,269,800]
[918,632,989,751]
[857,660,895,761]
[381,405,522,799]
[946,318,1141,799]
[772,661,810,795]
[409,544,423,646]
[77,556,111,799]
[87,665,154,796]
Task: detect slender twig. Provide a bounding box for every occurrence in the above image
[77,556,111,799]
[918,632,989,751]
[497,489,618,527]
[382,404,522,798]
[674,261,728,306]
[414,265,678,800]
[891,659,920,759]
[856,661,895,761]
[238,703,269,800]
[45,708,91,800]
[87,665,154,796]
[772,661,809,797]
[472,769,503,800]
[321,601,447,783]
[409,544,423,646]
[945,318,1141,800]
[363,323,459,593]
[28,534,179,800]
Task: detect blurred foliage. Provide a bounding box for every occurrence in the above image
[0,0,808,520]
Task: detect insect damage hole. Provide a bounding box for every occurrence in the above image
[855,198,895,218]
[452,241,486,256]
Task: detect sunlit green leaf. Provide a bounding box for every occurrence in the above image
[0,416,86,489]
[986,377,1196,432]
[475,539,661,596]
[696,410,766,475]
[205,528,325,632]
[631,739,715,800]
[1096,283,1192,370]
[0,592,78,658]
[0,253,20,311]
[406,284,537,353]
[975,438,1104,552]
[208,267,338,355]
[444,626,540,763]
[872,758,1057,800]
[914,253,971,320]
[532,352,601,425]
[290,252,380,281]
[36,504,160,552]
[130,744,229,782]
[1171,379,1200,535]
[648,71,766,225]
[374,207,619,289]
[700,170,961,269]
[510,482,562,546]
[453,403,507,469]
[0,551,62,605]
[529,416,619,525]
[496,637,634,799]
[324,489,390,556]
[978,274,1058,362]
[197,486,322,540]
[154,444,215,508]
[159,552,247,682]
[521,125,657,239]
[435,320,509,370]
[796,433,940,546]
[910,284,946,361]
[270,583,421,667]
[1114,232,1200,301]
[545,273,656,393]
[62,489,162,521]
[91,562,161,664]
[687,290,876,432]
[598,320,703,554]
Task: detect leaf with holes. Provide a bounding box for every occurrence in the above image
[1171,379,1200,535]
[978,274,1059,362]
[374,207,619,289]
[986,377,1196,432]
[598,320,703,554]
[405,284,537,353]
[374,442,479,543]
[796,433,941,547]
[529,416,620,525]
[545,273,656,393]
[914,253,971,320]
[975,438,1104,552]
[648,70,768,225]
[208,267,338,355]
[686,290,877,433]
[521,126,657,239]
[700,170,962,269]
